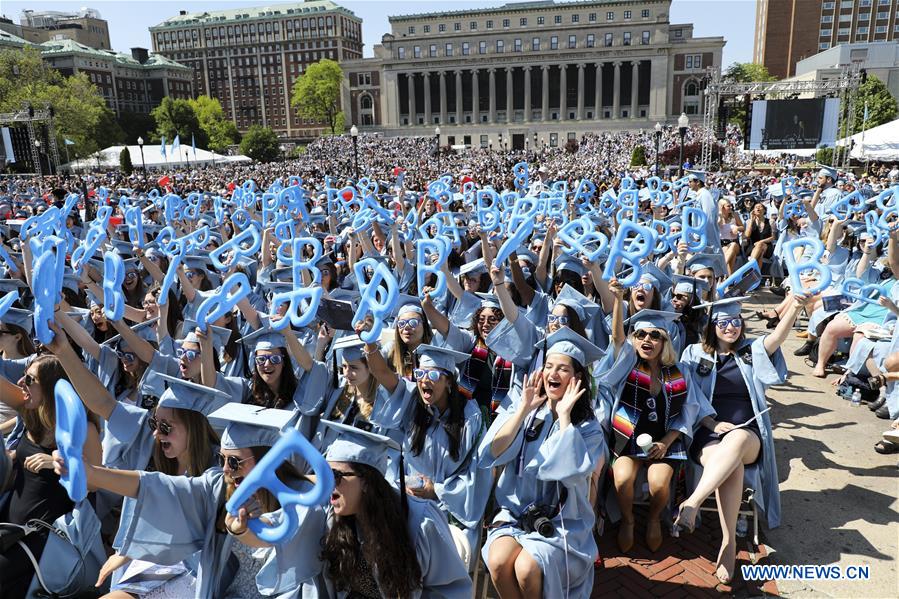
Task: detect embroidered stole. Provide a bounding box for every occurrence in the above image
[611,363,688,459]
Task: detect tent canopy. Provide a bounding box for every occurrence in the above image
[62,144,251,170]
[842,118,899,161]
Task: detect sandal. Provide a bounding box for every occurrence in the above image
[869,374,887,391]
[874,440,899,454]
[672,505,697,535]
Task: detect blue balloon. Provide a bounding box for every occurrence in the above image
[157,251,183,306]
[0,289,18,318]
[495,219,535,267]
[603,220,655,287]
[351,258,399,343]
[783,238,832,296]
[557,218,608,262]
[225,429,334,544]
[102,251,125,321]
[125,206,144,249]
[827,190,864,219]
[781,176,799,197]
[417,237,449,301]
[32,237,65,345]
[681,206,708,252]
[195,273,252,331]
[841,277,888,306]
[716,260,761,297]
[275,237,322,285]
[54,380,88,503]
[512,161,529,191]
[0,242,19,274]
[210,225,262,270]
[269,285,323,331]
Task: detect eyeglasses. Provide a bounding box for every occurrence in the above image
[715,317,743,330]
[255,354,284,365]
[217,453,253,471]
[634,329,664,341]
[631,282,653,292]
[547,314,569,326]
[141,298,157,308]
[395,318,421,330]
[125,271,138,282]
[23,373,37,386]
[176,347,199,361]
[413,368,447,382]
[332,469,358,486]
[185,270,199,280]
[148,416,174,435]
[477,315,500,325]
[673,293,692,303]
[116,350,137,363]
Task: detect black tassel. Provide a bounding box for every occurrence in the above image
[399,450,409,517]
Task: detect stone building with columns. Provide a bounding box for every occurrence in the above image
[341,0,724,149]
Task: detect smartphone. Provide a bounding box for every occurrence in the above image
[822,294,852,312]
[724,268,762,298]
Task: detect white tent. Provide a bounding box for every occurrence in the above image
[62,144,251,171]
[843,118,899,161]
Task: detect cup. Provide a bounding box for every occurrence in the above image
[637,433,654,454]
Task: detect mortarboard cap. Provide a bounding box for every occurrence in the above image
[672,274,710,296]
[0,306,33,334]
[331,334,366,363]
[817,165,838,180]
[459,258,487,278]
[540,326,605,366]
[687,253,727,278]
[322,419,400,472]
[638,262,673,291]
[238,325,286,352]
[393,294,423,318]
[554,254,586,277]
[686,170,707,183]
[209,403,294,449]
[156,373,233,416]
[553,284,600,323]
[416,343,469,374]
[180,318,232,351]
[101,317,159,347]
[695,296,749,320]
[626,309,681,333]
[475,292,501,310]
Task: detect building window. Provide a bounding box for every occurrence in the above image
[438,24,446,32]
[408,26,415,34]
[454,22,461,31]
[414,45,421,58]
[550,133,558,147]
[823,1,835,8]
[607,11,615,20]
[445,43,453,56]
[820,42,831,49]
[550,36,558,49]
[858,11,870,20]
[429,44,437,57]
[532,37,540,50]
[398,47,406,59]
[838,27,851,35]
[839,0,853,7]
[875,25,887,33]
[820,28,833,36]
[604,32,613,46]
[520,17,527,26]
[586,34,595,47]
[462,42,470,55]
[480,134,488,148]
[423,25,430,33]
[470,21,477,30]
[839,13,853,21]
[623,32,631,45]
[554,15,561,24]
[624,10,632,19]
[568,35,576,48]
[858,26,869,33]
[642,9,651,18]
[589,12,597,22]
[479,41,487,54]
[642,30,650,44]
[496,39,504,52]
[538,16,545,25]
[822,15,834,22]
[514,38,522,51]
[486,20,493,29]
[503,18,510,28]
[572,14,579,23]
[674,29,683,38]
[876,11,890,19]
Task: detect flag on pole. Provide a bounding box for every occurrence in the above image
[191,134,196,157]
[160,136,166,159]
[64,138,75,146]
[171,135,180,154]
[863,101,869,123]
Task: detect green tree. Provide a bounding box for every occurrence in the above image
[816,147,834,166]
[119,147,133,174]
[150,97,207,146]
[852,74,898,133]
[0,47,118,158]
[187,95,240,152]
[239,125,280,162]
[290,59,343,135]
[721,62,778,127]
[118,111,155,144]
[630,146,647,166]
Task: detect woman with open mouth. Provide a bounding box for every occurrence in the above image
[666,275,710,355]
[360,333,491,563]
[321,420,472,597]
[478,327,605,599]
[53,403,327,598]
[597,279,709,555]
[383,298,434,380]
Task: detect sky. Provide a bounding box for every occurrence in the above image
[3,0,756,66]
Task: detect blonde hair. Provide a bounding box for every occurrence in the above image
[631,329,678,367]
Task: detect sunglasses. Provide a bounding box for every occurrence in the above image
[395,318,421,330]
[631,282,654,292]
[413,368,447,382]
[332,469,358,486]
[23,373,37,386]
[547,314,569,326]
[125,271,138,282]
[141,299,157,308]
[634,329,664,341]
[673,293,692,303]
[176,347,199,361]
[148,416,174,435]
[255,354,284,365]
[116,350,137,363]
[217,453,253,471]
[715,317,743,330]
[185,270,199,280]
[477,315,500,325]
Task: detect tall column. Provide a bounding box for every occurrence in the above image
[423,71,431,125]
[506,67,514,123]
[594,62,602,120]
[631,61,639,119]
[407,73,416,125]
[488,68,496,124]
[454,70,463,125]
[577,63,585,120]
[523,66,531,122]
[541,65,549,121]
[559,64,567,120]
[471,69,480,124]
[439,71,447,124]
[612,61,621,119]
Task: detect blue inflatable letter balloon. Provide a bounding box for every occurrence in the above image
[210,225,262,270]
[269,284,323,331]
[841,277,888,306]
[32,237,65,345]
[782,238,832,296]
[195,273,252,331]
[54,379,87,503]
[557,218,609,262]
[351,258,399,343]
[225,428,334,544]
[102,251,125,321]
[416,237,449,301]
[602,220,655,287]
[681,207,708,252]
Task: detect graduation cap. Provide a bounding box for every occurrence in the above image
[626,309,681,333]
[686,253,727,278]
[0,306,33,335]
[475,292,501,310]
[817,165,838,180]
[100,317,159,348]
[694,296,750,320]
[156,373,233,416]
[416,344,469,374]
[109,239,135,257]
[270,266,294,284]
[672,274,710,297]
[238,325,285,351]
[637,262,672,292]
[514,246,540,266]
[331,334,366,363]
[209,403,294,449]
[459,258,487,278]
[686,170,707,183]
[392,294,423,318]
[539,327,605,367]
[180,318,232,351]
[184,255,215,272]
[322,419,401,473]
[553,284,600,323]
[554,254,586,277]
[0,278,28,293]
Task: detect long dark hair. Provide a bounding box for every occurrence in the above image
[151,407,219,476]
[566,359,596,426]
[701,312,746,356]
[250,347,298,409]
[321,463,422,599]
[553,306,587,339]
[410,375,465,461]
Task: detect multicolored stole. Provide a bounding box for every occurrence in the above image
[611,363,688,459]
[459,344,512,424]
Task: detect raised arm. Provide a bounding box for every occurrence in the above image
[134,247,164,283]
[110,318,156,364]
[390,222,406,278]
[421,291,450,336]
[45,322,117,420]
[197,326,218,388]
[489,266,519,324]
[176,263,197,303]
[56,308,102,361]
[825,216,844,256]
[508,252,535,307]
[282,327,314,373]
[609,278,626,353]
[440,262,464,301]
[889,229,899,278]
[357,322,399,393]
[765,294,807,355]
[535,222,556,284]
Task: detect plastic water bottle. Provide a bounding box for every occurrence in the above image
[850,388,862,408]
[736,514,748,537]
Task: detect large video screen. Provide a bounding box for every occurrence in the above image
[747,98,840,150]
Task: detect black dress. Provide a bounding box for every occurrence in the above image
[748,218,774,259]
[0,434,75,598]
[690,353,763,464]
[621,386,666,457]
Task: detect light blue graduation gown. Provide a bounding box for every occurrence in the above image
[680,337,786,528]
[477,399,605,599]
[116,469,327,599]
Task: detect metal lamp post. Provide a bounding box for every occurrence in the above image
[434,126,441,172]
[677,112,689,177]
[137,136,146,172]
[350,124,359,180]
[653,122,662,175]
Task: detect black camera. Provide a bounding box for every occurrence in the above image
[520,504,555,538]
